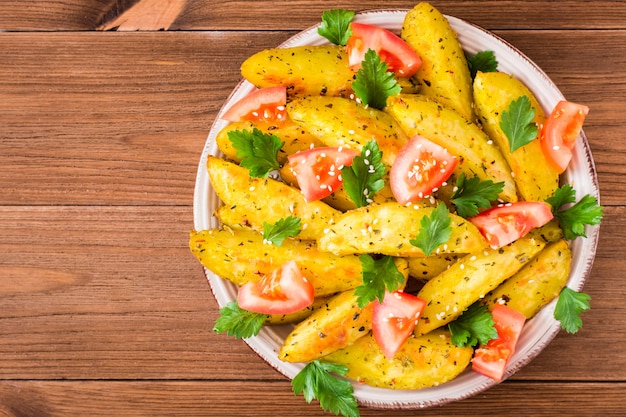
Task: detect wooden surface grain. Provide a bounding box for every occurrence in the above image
[1,1,625,416]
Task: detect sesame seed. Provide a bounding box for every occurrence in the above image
[553,145,560,151]
[249,186,255,191]
[251,111,259,117]
[276,105,285,111]
[487,140,493,145]
[348,129,355,135]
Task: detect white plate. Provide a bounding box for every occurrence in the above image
[193,10,600,409]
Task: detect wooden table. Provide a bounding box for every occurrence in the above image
[1,1,625,415]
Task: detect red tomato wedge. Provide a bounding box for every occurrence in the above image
[287,146,359,202]
[540,100,589,173]
[390,135,457,204]
[221,86,288,123]
[372,291,426,359]
[346,22,422,77]
[237,261,314,315]
[469,202,553,249]
[472,304,526,381]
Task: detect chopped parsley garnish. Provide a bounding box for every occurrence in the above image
[354,254,405,308]
[213,301,268,339]
[546,184,604,240]
[228,127,284,178]
[262,216,301,245]
[466,50,498,80]
[500,95,538,153]
[317,9,355,46]
[449,302,498,347]
[352,49,401,110]
[341,140,385,208]
[554,287,591,334]
[409,203,453,256]
[451,173,504,218]
[292,360,360,417]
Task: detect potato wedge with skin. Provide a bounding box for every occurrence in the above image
[207,156,339,241]
[401,2,474,121]
[415,236,546,336]
[241,45,356,98]
[216,120,324,165]
[322,328,473,390]
[280,258,408,363]
[318,202,487,257]
[482,239,571,319]
[189,228,363,297]
[287,95,409,167]
[473,71,560,201]
[386,94,517,202]
[408,253,464,281]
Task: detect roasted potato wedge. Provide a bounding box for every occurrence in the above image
[189,228,364,297]
[408,253,463,281]
[241,45,356,98]
[401,2,474,121]
[216,120,323,164]
[482,239,571,318]
[318,202,487,256]
[286,95,409,167]
[386,94,517,202]
[207,156,339,241]
[473,71,560,201]
[415,236,546,336]
[280,258,408,362]
[322,328,473,390]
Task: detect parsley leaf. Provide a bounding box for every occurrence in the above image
[500,95,538,153]
[546,185,604,240]
[341,140,385,208]
[263,216,301,245]
[352,49,401,110]
[449,302,498,347]
[545,183,577,210]
[354,255,405,308]
[317,9,355,46]
[292,360,359,417]
[451,173,504,218]
[410,204,453,256]
[554,287,591,334]
[213,301,268,339]
[466,50,498,80]
[228,128,284,178]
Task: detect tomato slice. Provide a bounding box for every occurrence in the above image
[372,291,426,359]
[472,304,526,381]
[237,261,314,315]
[221,86,287,123]
[469,201,553,249]
[540,100,589,173]
[346,22,422,77]
[287,146,359,202]
[390,135,457,204]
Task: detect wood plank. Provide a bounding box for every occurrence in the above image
[0,206,622,380]
[0,380,625,416]
[1,1,626,31]
[1,31,625,206]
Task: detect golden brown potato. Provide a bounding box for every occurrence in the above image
[482,239,572,318]
[286,95,409,167]
[215,120,323,164]
[415,236,546,336]
[189,228,364,297]
[241,45,356,98]
[401,2,474,121]
[318,202,486,257]
[473,71,560,201]
[386,94,517,202]
[322,328,473,390]
[207,156,339,241]
[407,253,464,281]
